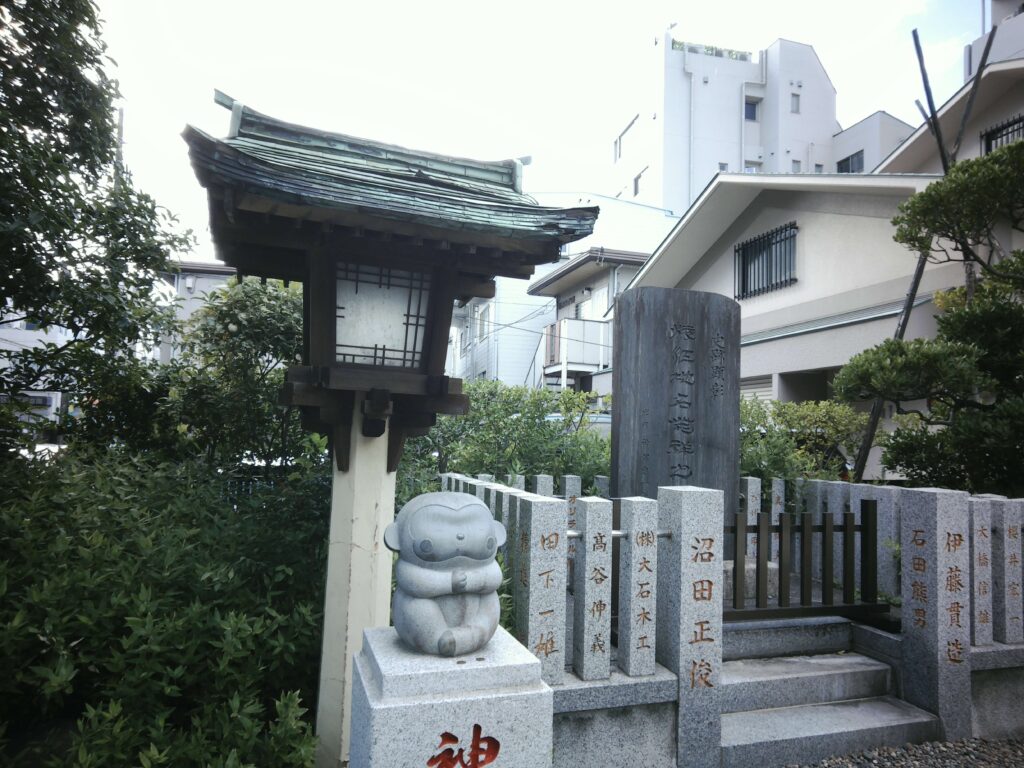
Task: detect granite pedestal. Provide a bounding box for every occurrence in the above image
[351,626,553,768]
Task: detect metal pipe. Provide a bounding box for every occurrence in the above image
[566,529,672,539]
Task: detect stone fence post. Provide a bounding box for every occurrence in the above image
[618,496,659,677]
[969,496,995,647]
[991,497,1023,644]
[900,488,972,741]
[519,494,568,685]
[656,486,723,768]
[572,496,613,680]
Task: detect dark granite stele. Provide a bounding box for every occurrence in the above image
[611,288,740,515]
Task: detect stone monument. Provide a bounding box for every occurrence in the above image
[384,492,506,657]
[612,287,741,514]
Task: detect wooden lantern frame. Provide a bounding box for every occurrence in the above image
[184,93,598,471]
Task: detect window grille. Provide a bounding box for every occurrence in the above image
[982,113,1024,155]
[734,222,798,300]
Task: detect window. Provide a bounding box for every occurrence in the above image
[791,159,801,173]
[718,162,729,172]
[814,163,824,174]
[614,114,639,162]
[633,166,648,197]
[744,163,760,173]
[790,93,800,113]
[733,222,798,300]
[981,113,1024,154]
[744,100,758,121]
[477,305,489,342]
[836,150,864,173]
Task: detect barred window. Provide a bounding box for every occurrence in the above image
[734,222,798,300]
[982,113,1024,155]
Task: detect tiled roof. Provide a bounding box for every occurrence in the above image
[183,94,598,248]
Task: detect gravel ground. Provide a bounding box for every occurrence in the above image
[787,738,1024,767]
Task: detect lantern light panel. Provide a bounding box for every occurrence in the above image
[334,261,431,369]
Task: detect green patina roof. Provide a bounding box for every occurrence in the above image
[183,92,598,250]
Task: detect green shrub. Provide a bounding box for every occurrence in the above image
[740,398,868,508]
[396,380,610,505]
[0,449,329,766]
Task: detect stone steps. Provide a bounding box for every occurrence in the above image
[720,652,891,713]
[721,696,940,768]
[723,616,852,660]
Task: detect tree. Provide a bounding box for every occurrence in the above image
[0,1,191,452]
[159,278,308,467]
[891,142,1024,292]
[740,398,867,486]
[834,144,1024,496]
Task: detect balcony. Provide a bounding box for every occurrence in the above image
[536,318,612,389]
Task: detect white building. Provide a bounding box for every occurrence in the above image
[878,60,1024,173]
[447,274,554,385]
[158,259,235,362]
[966,0,1024,79]
[523,194,677,393]
[607,32,913,214]
[447,194,676,388]
[0,314,71,428]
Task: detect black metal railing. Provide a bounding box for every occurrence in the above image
[723,499,887,622]
[733,221,798,300]
[982,113,1024,155]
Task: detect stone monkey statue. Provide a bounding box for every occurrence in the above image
[384,492,506,656]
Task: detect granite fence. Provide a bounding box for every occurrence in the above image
[435,472,1024,764]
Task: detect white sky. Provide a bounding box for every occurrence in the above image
[99,0,985,262]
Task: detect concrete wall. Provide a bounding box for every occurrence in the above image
[553,702,676,768]
[966,7,1024,80]
[834,112,914,174]
[0,317,72,355]
[159,268,232,362]
[555,270,617,322]
[739,299,943,381]
[761,40,837,175]
[971,668,1024,739]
